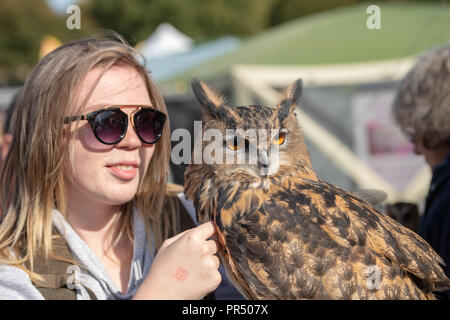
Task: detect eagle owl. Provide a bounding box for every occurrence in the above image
[184,79,450,299]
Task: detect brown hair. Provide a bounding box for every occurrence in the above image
[0,33,177,279]
[393,42,450,149]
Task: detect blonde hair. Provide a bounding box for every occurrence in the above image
[0,34,178,279]
[393,42,450,149]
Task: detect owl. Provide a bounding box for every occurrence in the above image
[184,78,450,300]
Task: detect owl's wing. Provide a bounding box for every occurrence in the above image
[284,179,449,289]
[216,185,337,299]
[215,227,257,300]
[218,179,449,299]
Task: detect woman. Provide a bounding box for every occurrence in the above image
[393,43,450,300]
[0,35,222,299]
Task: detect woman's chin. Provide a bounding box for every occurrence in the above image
[100,185,139,206]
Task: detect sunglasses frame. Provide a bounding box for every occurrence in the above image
[64,105,166,145]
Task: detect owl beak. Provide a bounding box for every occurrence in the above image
[258,150,270,174]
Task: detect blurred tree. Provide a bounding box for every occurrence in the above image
[81,0,276,44]
[0,0,94,84]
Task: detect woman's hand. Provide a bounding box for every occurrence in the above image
[133,221,222,300]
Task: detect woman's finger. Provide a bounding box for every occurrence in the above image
[212,254,221,270]
[207,239,220,255]
[194,221,217,240]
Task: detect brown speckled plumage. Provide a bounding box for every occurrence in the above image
[184,79,450,300]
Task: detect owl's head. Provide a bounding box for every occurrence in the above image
[190,79,313,182]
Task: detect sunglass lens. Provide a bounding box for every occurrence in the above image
[93,110,127,144]
[134,109,166,144]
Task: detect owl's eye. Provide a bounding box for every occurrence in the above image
[272,131,286,146]
[225,136,245,151]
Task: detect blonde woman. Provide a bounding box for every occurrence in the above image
[0,35,224,300]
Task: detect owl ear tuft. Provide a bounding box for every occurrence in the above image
[191,78,226,118]
[276,79,303,121]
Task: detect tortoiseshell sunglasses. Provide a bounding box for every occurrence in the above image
[64,105,166,145]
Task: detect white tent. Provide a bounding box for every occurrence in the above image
[139,23,193,60]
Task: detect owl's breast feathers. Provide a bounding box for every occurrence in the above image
[184,167,450,299]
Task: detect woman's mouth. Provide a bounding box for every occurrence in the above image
[106,163,139,181]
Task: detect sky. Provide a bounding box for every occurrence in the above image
[46,0,81,14]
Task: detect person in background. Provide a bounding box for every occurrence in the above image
[393,43,450,300]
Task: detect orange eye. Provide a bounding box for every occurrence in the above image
[226,136,245,151]
[272,131,286,146]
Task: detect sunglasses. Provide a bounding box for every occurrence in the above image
[64,105,166,145]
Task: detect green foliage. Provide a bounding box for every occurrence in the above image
[0,0,92,84]
[82,0,276,44]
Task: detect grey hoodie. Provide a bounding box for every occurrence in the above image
[0,204,153,300]
[0,194,243,300]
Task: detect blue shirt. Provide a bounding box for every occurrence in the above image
[419,154,450,300]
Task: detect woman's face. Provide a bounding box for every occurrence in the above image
[64,65,156,208]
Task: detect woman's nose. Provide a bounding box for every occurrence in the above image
[116,122,142,149]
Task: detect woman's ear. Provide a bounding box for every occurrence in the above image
[275,79,303,121]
